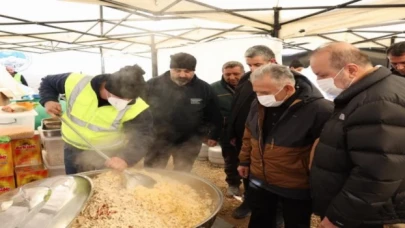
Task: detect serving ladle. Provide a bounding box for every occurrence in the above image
[58,116,157,189]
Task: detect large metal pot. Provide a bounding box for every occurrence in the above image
[75,169,224,228]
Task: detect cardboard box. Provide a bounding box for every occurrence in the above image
[0,91,11,106]
[0,176,15,194]
[15,165,48,187]
[12,134,42,167]
[0,141,13,177]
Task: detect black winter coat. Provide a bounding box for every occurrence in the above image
[311,67,405,227]
[144,71,223,143]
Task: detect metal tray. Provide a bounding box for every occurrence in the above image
[41,119,61,137]
[42,118,61,130]
[0,175,93,228]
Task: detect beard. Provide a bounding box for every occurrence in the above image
[174,78,190,86]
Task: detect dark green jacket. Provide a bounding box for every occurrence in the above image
[210,77,235,126]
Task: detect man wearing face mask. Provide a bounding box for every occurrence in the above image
[144,52,223,172]
[310,42,405,228]
[211,61,245,197]
[228,45,283,220]
[39,65,153,174]
[238,64,332,228]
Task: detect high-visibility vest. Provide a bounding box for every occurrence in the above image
[62,73,149,150]
[13,73,22,84]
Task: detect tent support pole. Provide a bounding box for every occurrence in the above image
[100,47,105,74]
[100,6,104,36]
[151,34,158,77]
[272,7,281,38]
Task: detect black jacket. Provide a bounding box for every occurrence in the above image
[144,71,223,143]
[210,76,235,126]
[227,71,255,145]
[311,67,405,227]
[38,73,153,166]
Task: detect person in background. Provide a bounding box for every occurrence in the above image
[144,52,223,172]
[311,42,405,228]
[289,59,305,72]
[6,65,28,86]
[387,41,405,77]
[211,61,245,197]
[39,65,153,174]
[238,64,332,228]
[227,45,279,220]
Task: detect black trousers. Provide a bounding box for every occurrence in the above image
[144,137,202,172]
[247,182,312,228]
[220,129,241,187]
[230,138,249,194]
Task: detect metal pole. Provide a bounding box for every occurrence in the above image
[272,7,281,38]
[100,6,104,36]
[151,34,158,77]
[100,47,105,74]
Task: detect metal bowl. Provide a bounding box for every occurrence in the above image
[75,169,224,228]
[0,175,93,228]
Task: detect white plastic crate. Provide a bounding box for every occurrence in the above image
[38,127,65,166]
[42,150,66,177]
[208,146,225,167]
[197,143,209,161]
[0,108,37,130]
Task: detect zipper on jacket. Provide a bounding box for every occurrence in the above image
[257,116,268,181]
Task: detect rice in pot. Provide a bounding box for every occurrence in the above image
[72,171,213,228]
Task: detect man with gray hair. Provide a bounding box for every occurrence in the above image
[238,64,333,227]
[227,45,277,219]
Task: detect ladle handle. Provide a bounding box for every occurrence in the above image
[58,116,111,161]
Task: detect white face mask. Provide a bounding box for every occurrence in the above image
[316,67,344,98]
[107,94,131,111]
[257,95,284,107]
[257,87,285,107]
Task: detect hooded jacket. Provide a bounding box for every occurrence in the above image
[239,74,333,199]
[311,67,405,227]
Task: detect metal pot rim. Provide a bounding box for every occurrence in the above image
[75,168,224,228]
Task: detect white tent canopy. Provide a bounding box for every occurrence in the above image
[0,0,404,56]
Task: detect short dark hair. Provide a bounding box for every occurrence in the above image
[222,61,245,71]
[387,41,405,57]
[289,59,304,68]
[245,45,275,61]
[105,64,146,99]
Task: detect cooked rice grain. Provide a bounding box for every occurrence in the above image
[72,171,212,228]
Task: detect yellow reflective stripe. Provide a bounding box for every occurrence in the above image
[67,76,92,113]
[62,132,125,150]
[66,75,130,131]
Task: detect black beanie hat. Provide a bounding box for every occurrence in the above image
[105,64,146,99]
[170,52,197,71]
